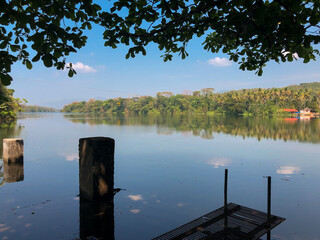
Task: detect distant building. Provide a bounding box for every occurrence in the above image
[300,108,311,114]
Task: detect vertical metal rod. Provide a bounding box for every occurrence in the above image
[267,176,271,227]
[224,169,228,211]
[224,169,228,231]
[267,230,271,240]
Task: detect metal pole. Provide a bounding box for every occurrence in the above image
[224,169,228,231]
[267,176,271,227]
[224,169,228,211]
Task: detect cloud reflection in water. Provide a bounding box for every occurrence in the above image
[277,166,300,175]
[128,194,143,201]
[207,158,232,168]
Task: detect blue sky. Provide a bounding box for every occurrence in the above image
[10,24,320,109]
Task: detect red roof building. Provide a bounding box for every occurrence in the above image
[282,109,298,113]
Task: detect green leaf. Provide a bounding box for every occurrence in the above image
[43,56,53,67]
[0,74,13,86]
[32,54,41,62]
[68,69,74,77]
[26,60,32,69]
[10,45,20,52]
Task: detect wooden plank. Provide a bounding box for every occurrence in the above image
[153,204,240,240]
[152,203,285,240]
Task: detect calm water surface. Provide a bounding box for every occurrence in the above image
[0,113,320,240]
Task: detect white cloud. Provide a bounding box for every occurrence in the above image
[128,194,143,201]
[67,62,97,73]
[207,57,232,67]
[277,166,300,175]
[207,158,232,168]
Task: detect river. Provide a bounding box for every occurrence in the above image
[0,113,320,239]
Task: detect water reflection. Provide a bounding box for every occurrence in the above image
[64,114,320,143]
[0,159,24,185]
[0,161,4,186]
[80,198,114,240]
[207,158,232,169]
[3,161,24,183]
[276,166,300,175]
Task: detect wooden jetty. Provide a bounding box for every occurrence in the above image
[153,170,285,240]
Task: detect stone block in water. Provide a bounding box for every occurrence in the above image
[3,138,24,163]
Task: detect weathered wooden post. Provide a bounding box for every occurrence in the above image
[79,137,115,201]
[3,138,24,163]
[79,137,115,239]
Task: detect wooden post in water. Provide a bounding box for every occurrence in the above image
[79,137,115,201]
[267,176,271,227]
[3,138,24,163]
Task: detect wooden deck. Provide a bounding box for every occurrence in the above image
[152,203,285,240]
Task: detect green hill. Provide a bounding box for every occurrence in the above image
[287,82,320,94]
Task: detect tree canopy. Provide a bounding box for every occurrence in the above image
[1,0,320,85]
[0,84,21,126]
[62,82,320,116]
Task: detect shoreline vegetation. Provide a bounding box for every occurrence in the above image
[62,82,320,116]
[19,105,58,113]
[1,82,320,128]
[0,84,22,127]
[0,85,57,127]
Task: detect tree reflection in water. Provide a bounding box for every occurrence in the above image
[65,114,320,143]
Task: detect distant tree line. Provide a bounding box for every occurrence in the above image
[62,83,320,116]
[20,105,58,113]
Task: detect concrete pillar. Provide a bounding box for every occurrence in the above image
[79,137,114,201]
[3,138,24,163]
[3,161,24,183]
[80,197,114,239]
